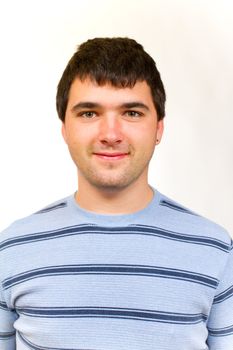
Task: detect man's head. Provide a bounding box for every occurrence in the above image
[56,37,166,121]
[60,38,165,194]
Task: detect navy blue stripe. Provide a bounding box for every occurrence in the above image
[0,331,16,339]
[130,224,230,252]
[35,202,67,214]
[17,306,207,324]
[159,200,197,215]
[3,264,218,290]
[0,224,230,252]
[213,285,233,304]
[18,332,99,350]
[0,300,8,310]
[208,325,233,336]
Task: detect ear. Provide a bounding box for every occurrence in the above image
[61,123,67,144]
[156,119,164,144]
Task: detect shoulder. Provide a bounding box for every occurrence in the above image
[0,195,73,242]
[156,191,231,246]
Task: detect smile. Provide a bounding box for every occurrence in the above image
[93,153,129,160]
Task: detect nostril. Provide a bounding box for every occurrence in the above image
[100,139,122,146]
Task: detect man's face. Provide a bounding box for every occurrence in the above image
[62,78,164,192]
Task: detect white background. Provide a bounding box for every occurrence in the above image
[0,0,232,234]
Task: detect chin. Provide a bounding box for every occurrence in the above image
[89,177,138,192]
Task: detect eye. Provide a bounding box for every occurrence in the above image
[125,110,142,118]
[79,111,97,118]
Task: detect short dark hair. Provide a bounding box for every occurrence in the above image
[56,37,166,121]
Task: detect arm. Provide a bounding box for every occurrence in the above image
[207,240,233,349]
[0,284,17,350]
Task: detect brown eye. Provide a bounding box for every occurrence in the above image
[80,111,96,118]
[125,110,142,118]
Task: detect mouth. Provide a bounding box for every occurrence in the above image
[93,152,129,160]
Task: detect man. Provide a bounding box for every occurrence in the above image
[0,38,232,350]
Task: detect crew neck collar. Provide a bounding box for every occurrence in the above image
[69,186,161,223]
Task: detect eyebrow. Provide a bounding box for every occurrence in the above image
[71,101,150,112]
[71,102,100,112]
[121,102,149,111]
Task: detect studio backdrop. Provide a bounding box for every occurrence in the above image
[0,0,232,234]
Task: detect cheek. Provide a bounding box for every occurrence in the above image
[65,126,88,146]
[66,131,95,159]
[128,124,157,146]
[69,123,98,143]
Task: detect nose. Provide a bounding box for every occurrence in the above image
[98,116,123,146]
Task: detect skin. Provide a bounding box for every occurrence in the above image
[62,77,164,214]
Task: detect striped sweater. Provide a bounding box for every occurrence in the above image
[0,189,232,349]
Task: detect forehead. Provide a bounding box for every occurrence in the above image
[67,78,155,110]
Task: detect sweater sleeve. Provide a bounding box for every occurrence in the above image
[0,256,17,349]
[207,240,233,349]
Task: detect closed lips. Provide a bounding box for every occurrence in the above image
[93,153,129,156]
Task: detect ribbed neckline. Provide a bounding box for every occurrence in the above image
[69,186,161,223]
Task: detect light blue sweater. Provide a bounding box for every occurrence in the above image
[0,189,232,349]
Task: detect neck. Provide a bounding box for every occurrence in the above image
[75,178,154,215]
